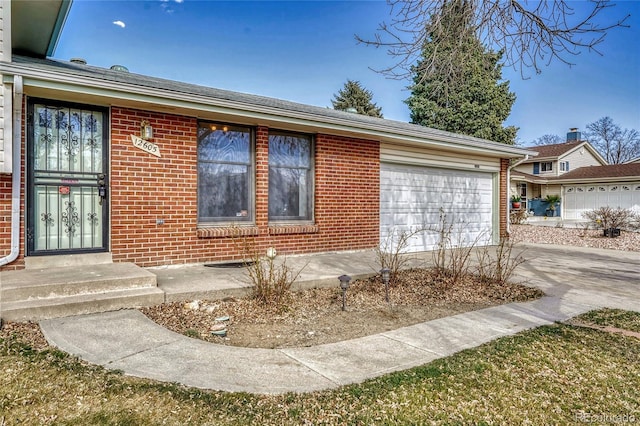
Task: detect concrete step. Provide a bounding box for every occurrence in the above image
[1,263,157,303]
[1,287,165,322]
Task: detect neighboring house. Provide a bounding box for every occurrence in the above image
[511,129,640,219]
[0,0,532,271]
[627,157,640,164]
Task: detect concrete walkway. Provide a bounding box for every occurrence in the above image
[39,244,640,394]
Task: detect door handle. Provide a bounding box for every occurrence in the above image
[97,173,107,205]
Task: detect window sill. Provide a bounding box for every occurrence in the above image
[268,224,319,235]
[197,226,259,238]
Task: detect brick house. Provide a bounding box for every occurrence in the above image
[0,0,531,272]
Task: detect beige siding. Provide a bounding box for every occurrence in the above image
[541,184,562,199]
[512,163,533,175]
[560,147,604,173]
[0,1,4,171]
[0,86,4,172]
[511,161,557,176]
[380,143,501,172]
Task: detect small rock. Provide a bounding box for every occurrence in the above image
[210,323,227,332]
[204,304,218,313]
[184,300,200,311]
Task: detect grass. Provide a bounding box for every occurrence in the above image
[1,310,640,425]
[574,308,640,333]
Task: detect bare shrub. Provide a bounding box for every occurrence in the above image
[579,222,591,237]
[376,227,424,285]
[582,206,638,231]
[476,238,526,285]
[510,209,529,225]
[237,237,305,310]
[431,209,483,287]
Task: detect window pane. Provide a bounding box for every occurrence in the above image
[197,122,253,222]
[198,163,250,221]
[269,134,311,167]
[198,125,250,163]
[269,168,311,219]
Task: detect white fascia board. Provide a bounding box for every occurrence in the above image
[7,63,534,158]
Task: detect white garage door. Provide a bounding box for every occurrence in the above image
[563,183,640,220]
[380,163,494,253]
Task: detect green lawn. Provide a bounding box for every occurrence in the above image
[2,309,640,425]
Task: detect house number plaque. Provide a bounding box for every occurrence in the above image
[130,135,161,158]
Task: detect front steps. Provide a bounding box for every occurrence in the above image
[1,263,164,322]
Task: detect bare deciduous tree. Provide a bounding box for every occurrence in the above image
[530,134,564,146]
[586,117,640,164]
[356,0,629,82]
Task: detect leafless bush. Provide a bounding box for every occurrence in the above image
[579,222,591,237]
[582,206,638,231]
[376,227,425,285]
[237,237,304,310]
[510,209,529,225]
[476,238,526,285]
[431,209,483,287]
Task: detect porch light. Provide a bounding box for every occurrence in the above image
[380,267,391,303]
[338,274,351,311]
[140,120,153,140]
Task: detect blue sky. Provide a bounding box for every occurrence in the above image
[53,0,640,145]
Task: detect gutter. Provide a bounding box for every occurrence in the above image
[506,154,529,235]
[0,75,23,267]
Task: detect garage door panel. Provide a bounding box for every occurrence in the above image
[380,163,494,253]
[564,183,640,219]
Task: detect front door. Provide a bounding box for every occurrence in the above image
[27,99,109,255]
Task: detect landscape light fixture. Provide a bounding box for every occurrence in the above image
[140,120,153,140]
[380,267,390,303]
[338,274,351,311]
[266,247,277,259]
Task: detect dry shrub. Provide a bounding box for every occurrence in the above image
[582,206,638,233]
[376,227,424,285]
[431,209,483,287]
[237,237,304,310]
[476,238,526,285]
[510,209,529,225]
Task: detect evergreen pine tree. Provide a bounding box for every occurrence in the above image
[332,80,383,118]
[405,0,517,144]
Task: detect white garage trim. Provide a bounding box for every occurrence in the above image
[380,163,497,253]
[381,143,501,172]
[563,182,640,219]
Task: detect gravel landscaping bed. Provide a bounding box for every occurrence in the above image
[510,224,640,251]
[142,270,542,349]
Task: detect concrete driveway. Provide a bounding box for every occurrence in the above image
[514,243,640,311]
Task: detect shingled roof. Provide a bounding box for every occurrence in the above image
[4,55,534,158]
[522,141,583,159]
[555,163,640,181]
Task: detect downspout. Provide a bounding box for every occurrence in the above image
[506,154,529,236]
[0,75,23,266]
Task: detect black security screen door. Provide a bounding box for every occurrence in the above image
[27,99,109,255]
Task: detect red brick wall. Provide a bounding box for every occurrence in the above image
[110,107,380,267]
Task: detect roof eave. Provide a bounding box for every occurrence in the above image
[1,61,534,159]
[46,0,73,57]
